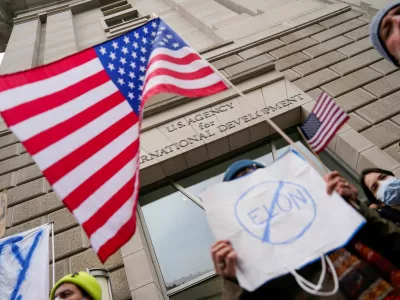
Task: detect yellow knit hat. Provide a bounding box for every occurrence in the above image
[50,272,102,300]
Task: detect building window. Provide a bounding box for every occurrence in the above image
[103,8,139,28]
[100,0,150,38]
[139,129,363,296]
[141,186,215,291]
[100,0,130,16]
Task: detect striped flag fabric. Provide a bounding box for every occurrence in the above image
[300,92,349,153]
[0,18,227,262]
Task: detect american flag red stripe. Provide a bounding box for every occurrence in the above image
[300,92,349,154]
[0,18,227,262]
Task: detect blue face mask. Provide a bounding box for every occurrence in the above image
[376,177,400,205]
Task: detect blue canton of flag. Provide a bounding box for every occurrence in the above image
[301,113,322,140]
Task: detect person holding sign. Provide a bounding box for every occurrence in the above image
[209,160,400,299]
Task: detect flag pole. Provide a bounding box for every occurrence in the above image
[51,221,55,287]
[218,77,327,176]
[297,126,329,172]
[149,14,327,176]
[199,58,327,176]
[297,126,319,158]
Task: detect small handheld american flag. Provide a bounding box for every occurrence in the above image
[300,92,349,153]
[0,18,227,262]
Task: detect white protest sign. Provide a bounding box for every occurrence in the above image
[200,149,365,292]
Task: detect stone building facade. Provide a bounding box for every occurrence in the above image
[1,0,400,299]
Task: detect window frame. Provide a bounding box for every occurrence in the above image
[137,127,362,297]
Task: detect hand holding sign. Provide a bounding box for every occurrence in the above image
[201,149,365,292]
[210,168,361,286]
[325,171,358,203]
[210,240,237,280]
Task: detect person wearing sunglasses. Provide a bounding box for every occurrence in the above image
[370,1,400,66]
[211,160,400,299]
[50,272,101,300]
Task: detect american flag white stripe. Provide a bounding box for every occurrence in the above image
[315,98,330,119]
[33,101,131,170]
[309,104,339,144]
[310,106,342,147]
[148,46,193,61]
[315,94,330,118]
[0,58,103,110]
[73,158,137,223]
[146,59,210,76]
[11,81,118,142]
[91,172,139,252]
[0,18,228,262]
[52,123,139,199]
[143,73,223,95]
[318,100,335,123]
[301,92,349,154]
[313,113,348,152]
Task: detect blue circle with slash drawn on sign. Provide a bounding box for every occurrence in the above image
[234,180,316,245]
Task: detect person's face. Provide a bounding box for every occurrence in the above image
[380,5,400,63]
[364,172,394,198]
[53,283,87,300]
[234,166,258,179]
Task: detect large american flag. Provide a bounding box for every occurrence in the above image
[300,92,349,153]
[0,18,227,262]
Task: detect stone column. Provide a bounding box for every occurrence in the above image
[121,214,165,300]
[0,19,41,74]
[44,10,78,64]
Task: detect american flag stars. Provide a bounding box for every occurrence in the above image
[99,46,106,55]
[118,67,125,75]
[95,18,193,115]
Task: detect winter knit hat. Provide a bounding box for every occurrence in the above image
[370,0,400,66]
[223,159,264,182]
[50,272,102,300]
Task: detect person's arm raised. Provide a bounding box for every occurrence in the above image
[211,240,243,299]
[324,171,400,267]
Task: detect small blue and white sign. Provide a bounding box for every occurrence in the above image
[0,224,50,300]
